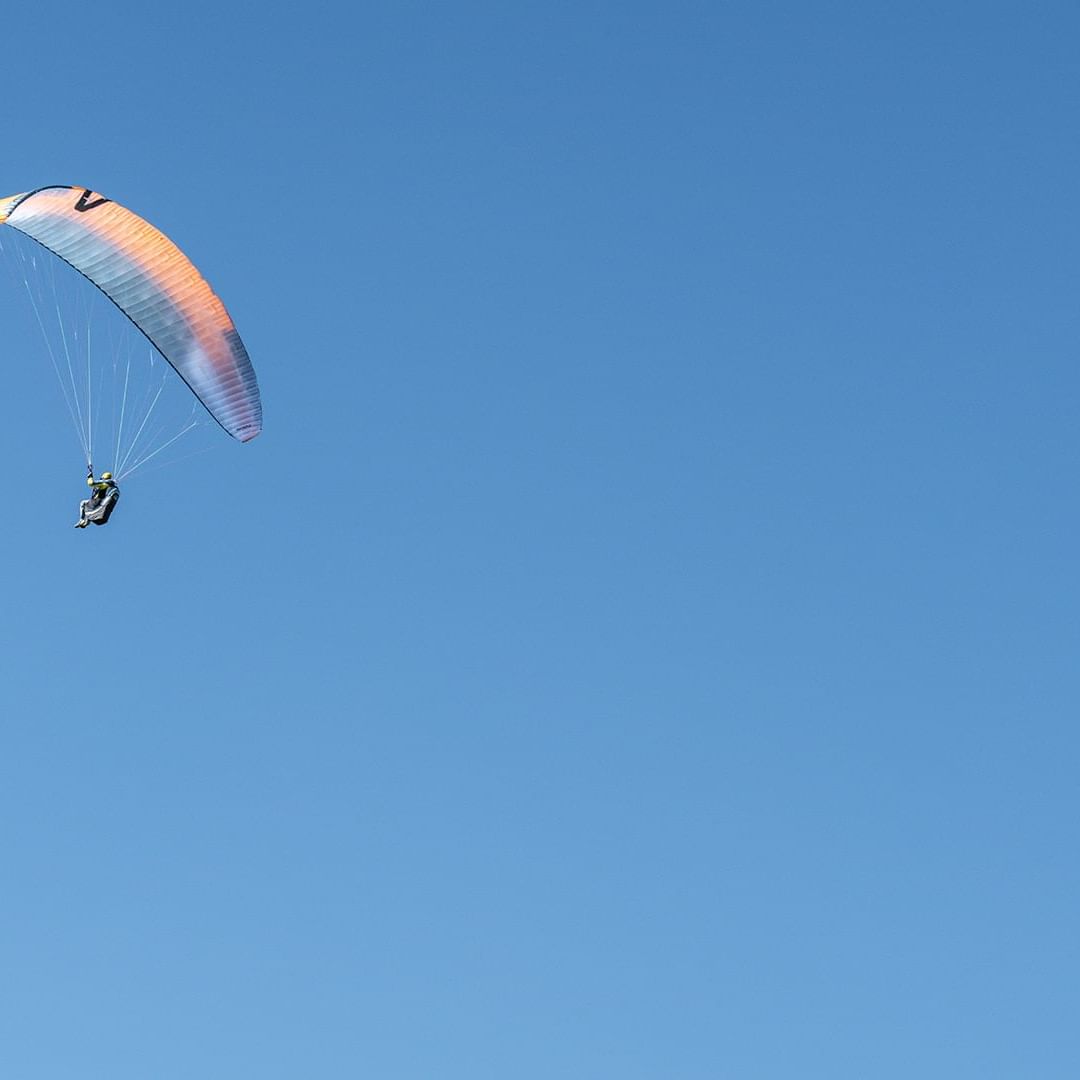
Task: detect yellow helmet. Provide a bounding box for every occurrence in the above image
[101,471,113,480]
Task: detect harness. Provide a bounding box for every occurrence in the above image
[89,481,117,507]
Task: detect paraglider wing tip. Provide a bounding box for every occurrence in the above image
[0,192,27,224]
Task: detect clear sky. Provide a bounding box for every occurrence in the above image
[0,2,1078,1077]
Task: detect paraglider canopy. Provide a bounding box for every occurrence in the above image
[0,185,261,442]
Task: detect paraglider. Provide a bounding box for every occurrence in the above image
[0,185,261,526]
[75,466,119,528]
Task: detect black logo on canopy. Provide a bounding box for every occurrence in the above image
[74,189,110,212]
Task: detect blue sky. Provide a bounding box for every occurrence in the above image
[0,2,1079,1077]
